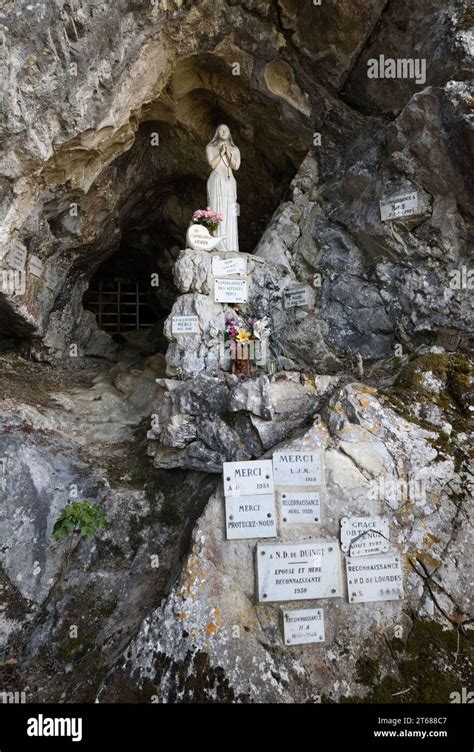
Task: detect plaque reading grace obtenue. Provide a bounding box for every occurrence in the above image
[256,540,342,602]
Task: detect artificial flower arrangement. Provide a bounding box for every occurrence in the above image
[192,207,224,234]
[224,312,271,375]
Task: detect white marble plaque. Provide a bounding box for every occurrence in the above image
[44,266,58,290]
[273,451,322,487]
[380,192,419,221]
[225,493,276,539]
[212,256,247,277]
[346,553,404,604]
[7,242,27,271]
[214,278,248,303]
[340,516,390,557]
[257,540,342,602]
[28,255,44,278]
[282,608,325,645]
[223,460,274,498]
[171,315,199,334]
[280,492,321,524]
[284,285,311,309]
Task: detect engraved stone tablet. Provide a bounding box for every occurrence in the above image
[280,492,321,524]
[284,285,312,309]
[171,315,199,334]
[214,278,248,303]
[340,516,390,557]
[28,255,44,278]
[7,241,27,271]
[257,540,342,602]
[44,266,58,290]
[380,192,419,221]
[435,327,460,352]
[225,493,276,539]
[212,256,247,277]
[282,608,325,645]
[223,460,274,498]
[273,451,322,487]
[346,553,404,603]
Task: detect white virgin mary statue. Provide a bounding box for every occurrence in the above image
[205,124,241,252]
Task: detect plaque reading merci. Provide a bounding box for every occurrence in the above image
[223,460,274,497]
[273,451,323,487]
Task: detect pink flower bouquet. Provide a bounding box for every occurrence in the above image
[192,207,224,234]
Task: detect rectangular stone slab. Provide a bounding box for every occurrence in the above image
[280,491,321,524]
[346,553,404,603]
[212,256,247,277]
[282,608,325,645]
[223,459,274,498]
[28,255,44,278]
[256,540,342,602]
[284,285,311,309]
[7,242,27,271]
[214,278,248,303]
[379,192,419,221]
[340,515,390,557]
[171,315,199,334]
[225,493,276,539]
[273,451,322,487]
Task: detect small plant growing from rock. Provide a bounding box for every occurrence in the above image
[53,500,109,562]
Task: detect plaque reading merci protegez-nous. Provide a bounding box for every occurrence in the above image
[346,553,404,604]
[257,540,342,602]
[273,451,322,487]
[282,608,325,645]
[225,493,276,540]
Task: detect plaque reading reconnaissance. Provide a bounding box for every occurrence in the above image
[257,541,342,602]
[273,451,322,487]
[346,553,404,603]
[282,608,325,645]
[280,492,321,523]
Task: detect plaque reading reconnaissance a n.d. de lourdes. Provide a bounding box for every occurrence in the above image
[256,540,342,602]
[346,553,404,604]
[273,451,323,487]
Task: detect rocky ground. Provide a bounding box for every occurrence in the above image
[0,345,471,702]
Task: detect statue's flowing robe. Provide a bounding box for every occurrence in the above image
[206,144,241,252]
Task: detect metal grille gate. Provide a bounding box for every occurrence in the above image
[83,277,153,333]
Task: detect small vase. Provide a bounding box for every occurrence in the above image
[232,358,251,377]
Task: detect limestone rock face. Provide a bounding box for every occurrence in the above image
[99,376,472,703]
[147,371,322,472]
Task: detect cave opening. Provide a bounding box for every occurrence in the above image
[74,53,314,356]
